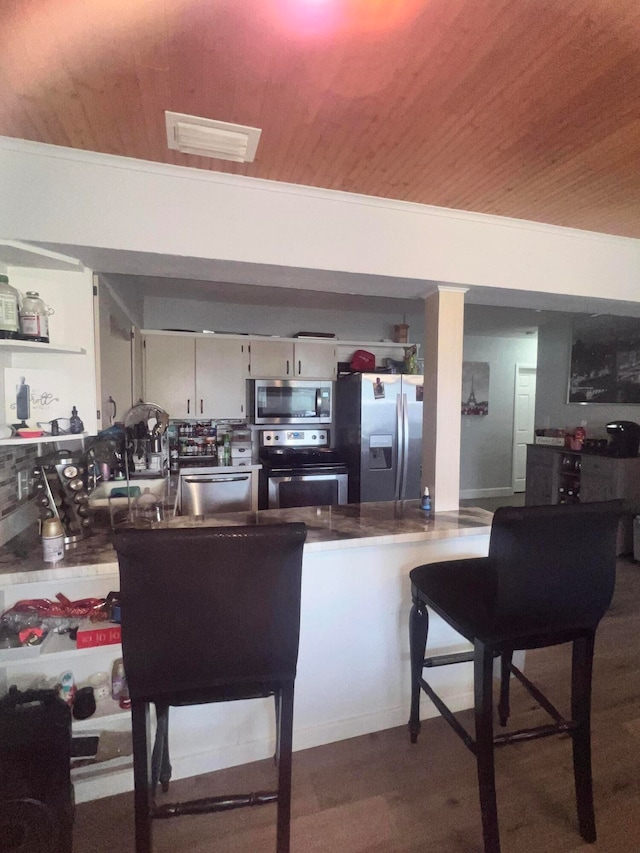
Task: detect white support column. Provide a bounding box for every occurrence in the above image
[421,286,467,511]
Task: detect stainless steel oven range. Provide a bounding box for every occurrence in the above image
[258,429,348,509]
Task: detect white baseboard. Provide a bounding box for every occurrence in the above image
[73,688,476,803]
[459,487,514,500]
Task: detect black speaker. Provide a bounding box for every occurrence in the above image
[0,687,74,853]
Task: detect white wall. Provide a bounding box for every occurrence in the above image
[2,138,640,305]
[535,319,640,436]
[143,295,426,343]
[460,334,538,497]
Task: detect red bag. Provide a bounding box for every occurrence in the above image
[350,350,375,371]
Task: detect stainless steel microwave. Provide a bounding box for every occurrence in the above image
[249,379,333,425]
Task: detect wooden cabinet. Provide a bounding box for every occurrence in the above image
[525,444,640,552]
[523,444,557,506]
[248,339,337,379]
[143,333,249,419]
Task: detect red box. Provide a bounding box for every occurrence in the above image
[76,620,121,649]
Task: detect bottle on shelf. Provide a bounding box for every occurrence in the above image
[69,406,84,434]
[19,291,50,343]
[421,486,432,514]
[0,275,20,339]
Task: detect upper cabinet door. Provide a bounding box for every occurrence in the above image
[195,337,249,419]
[249,340,295,378]
[293,341,337,379]
[143,334,196,418]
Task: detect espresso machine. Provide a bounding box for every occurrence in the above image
[605,420,640,457]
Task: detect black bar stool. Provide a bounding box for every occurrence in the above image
[408,501,622,853]
[112,522,307,853]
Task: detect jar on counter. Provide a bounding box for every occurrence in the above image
[19,291,51,343]
[0,275,20,339]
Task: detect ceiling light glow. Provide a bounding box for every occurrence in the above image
[272,0,422,37]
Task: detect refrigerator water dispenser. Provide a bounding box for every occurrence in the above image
[369,435,393,469]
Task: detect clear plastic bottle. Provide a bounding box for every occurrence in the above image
[0,275,20,339]
[19,291,50,343]
[111,658,124,700]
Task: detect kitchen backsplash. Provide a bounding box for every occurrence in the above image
[0,445,39,545]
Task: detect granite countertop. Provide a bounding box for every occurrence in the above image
[0,501,493,587]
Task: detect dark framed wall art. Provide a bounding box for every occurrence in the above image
[568,315,640,404]
[461,361,489,416]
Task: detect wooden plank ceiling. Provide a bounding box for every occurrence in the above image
[1,0,640,237]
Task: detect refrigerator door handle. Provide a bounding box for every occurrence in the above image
[395,392,403,500]
[401,393,409,499]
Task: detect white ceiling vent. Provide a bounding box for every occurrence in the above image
[165,111,261,163]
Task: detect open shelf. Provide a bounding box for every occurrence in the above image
[72,696,130,731]
[0,632,121,667]
[0,339,86,355]
[0,431,89,447]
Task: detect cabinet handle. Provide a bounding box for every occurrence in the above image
[298,360,301,374]
[187,399,190,414]
[108,395,117,425]
[200,399,203,414]
[286,360,290,375]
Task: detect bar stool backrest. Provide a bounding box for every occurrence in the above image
[487,502,622,632]
[113,523,307,703]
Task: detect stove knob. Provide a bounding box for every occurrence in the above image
[312,434,317,440]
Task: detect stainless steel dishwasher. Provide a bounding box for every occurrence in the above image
[178,467,253,515]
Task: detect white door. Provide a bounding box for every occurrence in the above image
[94,278,134,428]
[512,365,537,492]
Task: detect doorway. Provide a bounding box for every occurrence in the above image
[512,364,537,492]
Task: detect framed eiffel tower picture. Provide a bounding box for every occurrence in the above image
[461,361,489,416]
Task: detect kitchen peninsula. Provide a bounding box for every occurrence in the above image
[0,502,492,802]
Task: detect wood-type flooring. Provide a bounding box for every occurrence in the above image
[74,558,640,853]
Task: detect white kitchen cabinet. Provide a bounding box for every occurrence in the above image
[249,339,336,379]
[195,336,248,418]
[294,341,337,379]
[143,334,194,418]
[143,333,248,419]
[248,339,294,378]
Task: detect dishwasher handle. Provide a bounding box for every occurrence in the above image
[183,475,250,484]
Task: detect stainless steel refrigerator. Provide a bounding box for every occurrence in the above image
[335,373,424,502]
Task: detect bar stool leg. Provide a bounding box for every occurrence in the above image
[276,681,295,853]
[131,699,153,853]
[572,632,597,843]
[151,704,172,793]
[475,641,501,853]
[408,590,429,743]
[498,650,513,727]
[273,690,281,765]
